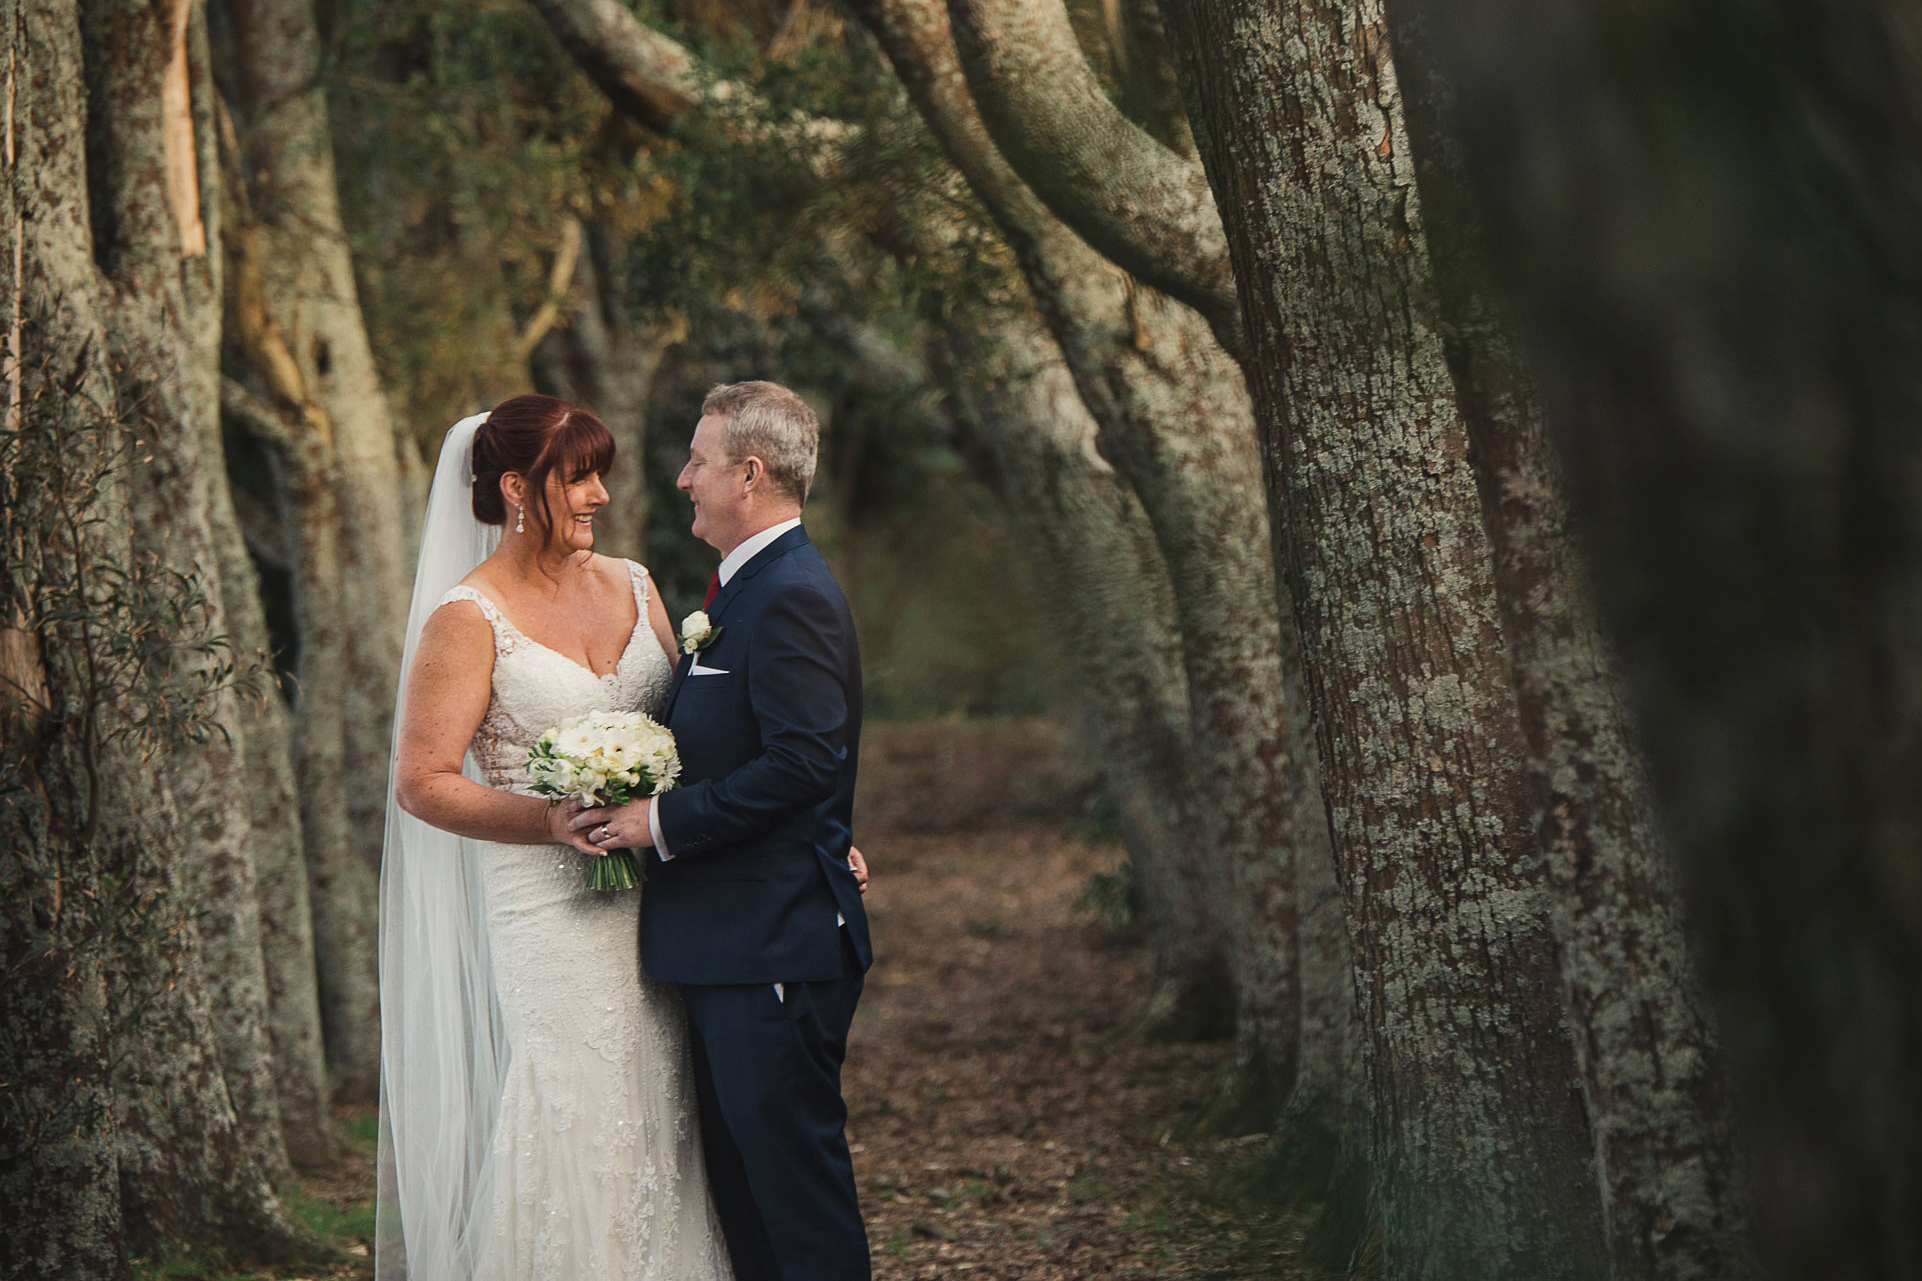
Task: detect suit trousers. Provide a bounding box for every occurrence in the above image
[680,930,870,1281]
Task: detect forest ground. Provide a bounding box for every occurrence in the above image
[171,718,1312,1280]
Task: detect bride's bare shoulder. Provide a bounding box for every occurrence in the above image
[420,588,496,650]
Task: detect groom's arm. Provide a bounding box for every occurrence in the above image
[653,584,851,858]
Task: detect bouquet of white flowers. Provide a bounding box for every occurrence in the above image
[526,710,681,891]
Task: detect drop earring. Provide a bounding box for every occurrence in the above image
[515,504,525,534]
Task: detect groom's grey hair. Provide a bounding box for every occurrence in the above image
[702,381,819,505]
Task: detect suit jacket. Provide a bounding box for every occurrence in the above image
[641,525,872,985]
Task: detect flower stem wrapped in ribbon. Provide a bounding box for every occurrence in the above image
[526,710,681,891]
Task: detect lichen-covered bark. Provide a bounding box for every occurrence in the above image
[851,0,1330,1110]
[12,0,317,1262]
[3,13,130,1275]
[1380,25,1751,1275]
[943,0,1242,358]
[1157,0,1609,1273]
[220,0,409,878]
[77,0,297,1197]
[1383,0,1922,1272]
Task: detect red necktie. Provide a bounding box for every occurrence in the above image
[703,571,720,609]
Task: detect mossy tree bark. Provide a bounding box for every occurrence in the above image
[1379,0,1922,1271]
[6,0,323,1267]
[1156,0,1609,1273]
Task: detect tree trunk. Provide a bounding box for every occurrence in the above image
[78,0,298,1198]
[853,0,1333,1094]
[218,0,410,879]
[1381,0,1922,1272]
[3,12,130,1270]
[531,217,669,563]
[933,314,1230,1033]
[9,0,319,1264]
[1157,0,1609,1273]
[215,30,384,1099]
[1375,25,1752,1275]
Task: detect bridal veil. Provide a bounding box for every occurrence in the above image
[375,412,503,1278]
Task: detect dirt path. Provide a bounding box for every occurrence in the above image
[285,720,1308,1280]
[848,819,1307,1279]
[848,722,1308,1279]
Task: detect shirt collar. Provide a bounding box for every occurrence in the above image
[718,517,802,586]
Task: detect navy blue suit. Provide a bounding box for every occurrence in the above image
[644,525,871,1281]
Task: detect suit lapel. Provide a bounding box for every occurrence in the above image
[661,650,695,721]
[662,526,809,724]
[707,525,810,623]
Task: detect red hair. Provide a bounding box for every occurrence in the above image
[471,395,616,544]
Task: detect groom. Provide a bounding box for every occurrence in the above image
[572,380,872,1281]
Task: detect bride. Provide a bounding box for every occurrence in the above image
[376,395,731,1279]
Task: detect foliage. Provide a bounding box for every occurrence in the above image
[325,0,1061,718]
[326,0,625,445]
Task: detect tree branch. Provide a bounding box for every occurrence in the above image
[522,0,700,133]
[220,375,297,451]
[845,0,1079,255]
[943,0,1241,357]
[513,216,584,366]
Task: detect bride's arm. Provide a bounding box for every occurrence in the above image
[395,600,609,854]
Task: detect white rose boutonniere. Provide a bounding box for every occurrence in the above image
[680,610,723,655]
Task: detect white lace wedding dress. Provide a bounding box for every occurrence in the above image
[435,559,732,1281]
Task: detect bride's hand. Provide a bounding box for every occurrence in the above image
[848,845,869,895]
[547,798,609,856]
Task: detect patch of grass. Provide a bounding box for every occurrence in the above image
[286,1190,377,1243]
[344,1112,379,1148]
[964,916,1007,940]
[132,1254,262,1280]
[1123,1205,1180,1235]
[881,1224,911,1257]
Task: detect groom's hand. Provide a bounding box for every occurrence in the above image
[568,799,655,852]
